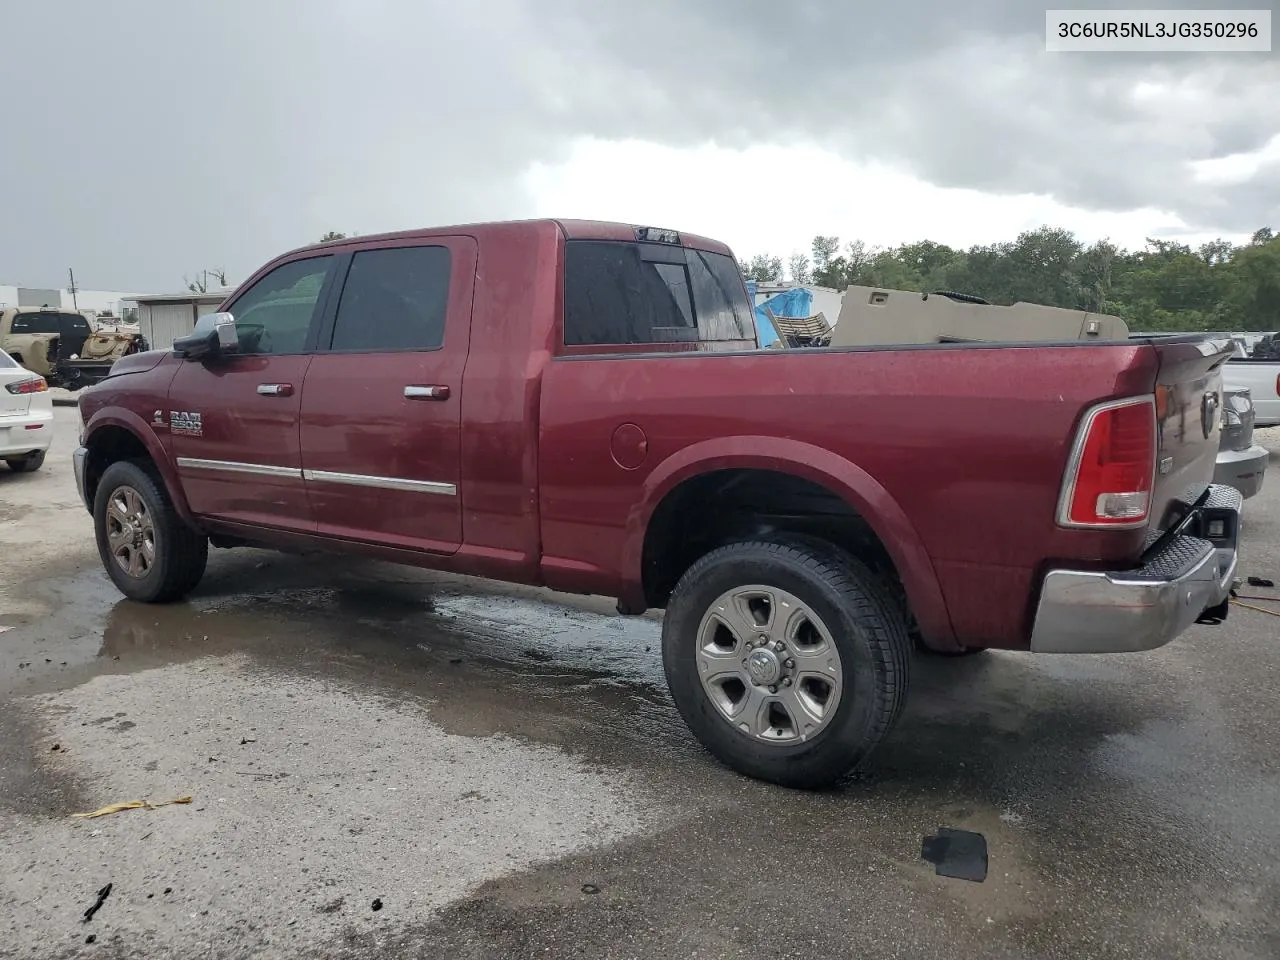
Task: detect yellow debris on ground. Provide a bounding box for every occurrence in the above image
[71,796,194,819]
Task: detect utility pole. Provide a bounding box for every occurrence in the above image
[68,267,79,311]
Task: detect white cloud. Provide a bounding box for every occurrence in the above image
[524,137,1251,263]
[1190,132,1280,187]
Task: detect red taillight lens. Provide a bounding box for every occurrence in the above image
[5,376,48,395]
[1059,396,1156,527]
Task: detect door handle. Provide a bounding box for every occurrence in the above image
[404,385,451,401]
[257,383,294,397]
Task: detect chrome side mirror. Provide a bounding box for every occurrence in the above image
[172,310,239,361]
[212,313,240,353]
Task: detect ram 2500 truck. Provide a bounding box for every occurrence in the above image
[72,219,1241,789]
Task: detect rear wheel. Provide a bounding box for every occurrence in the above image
[94,460,209,603]
[5,451,46,472]
[661,537,912,789]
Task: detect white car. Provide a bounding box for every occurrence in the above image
[1223,359,1280,428]
[0,347,53,472]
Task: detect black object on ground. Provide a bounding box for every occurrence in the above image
[371,898,383,912]
[1247,576,1275,588]
[581,883,601,895]
[83,883,113,923]
[85,934,96,944]
[921,828,988,882]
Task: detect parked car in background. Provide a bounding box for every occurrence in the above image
[73,219,1243,789]
[1215,387,1268,499]
[0,347,52,472]
[1223,353,1280,428]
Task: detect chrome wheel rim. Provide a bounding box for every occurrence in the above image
[105,485,156,579]
[696,585,843,744]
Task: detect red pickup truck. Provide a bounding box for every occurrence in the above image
[73,219,1241,788]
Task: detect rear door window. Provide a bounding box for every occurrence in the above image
[328,245,452,352]
[563,240,755,346]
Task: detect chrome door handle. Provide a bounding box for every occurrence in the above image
[404,385,451,401]
[257,383,294,397]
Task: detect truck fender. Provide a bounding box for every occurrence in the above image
[83,408,197,527]
[619,435,956,646]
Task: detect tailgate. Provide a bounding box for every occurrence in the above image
[1148,336,1235,533]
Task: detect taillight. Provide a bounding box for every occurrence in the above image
[1058,395,1156,528]
[5,376,48,395]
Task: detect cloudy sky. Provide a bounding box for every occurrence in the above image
[2,0,1277,292]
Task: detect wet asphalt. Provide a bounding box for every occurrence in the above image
[2,409,1280,960]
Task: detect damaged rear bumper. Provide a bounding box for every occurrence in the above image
[1030,484,1241,654]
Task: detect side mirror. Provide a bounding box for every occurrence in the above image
[173,311,240,361]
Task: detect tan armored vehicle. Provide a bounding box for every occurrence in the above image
[0,307,149,390]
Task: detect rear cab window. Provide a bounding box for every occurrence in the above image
[9,312,93,336]
[563,236,757,351]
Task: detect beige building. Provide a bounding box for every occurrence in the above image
[128,290,231,351]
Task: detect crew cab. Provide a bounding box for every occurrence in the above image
[72,219,1242,789]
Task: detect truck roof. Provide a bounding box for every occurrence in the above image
[283,218,736,261]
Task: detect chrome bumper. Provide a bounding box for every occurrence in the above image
[1214,444,1268,500]
[1030,484,1242,654]
[73,445,90,512]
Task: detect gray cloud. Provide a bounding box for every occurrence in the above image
[1,0,1276,290]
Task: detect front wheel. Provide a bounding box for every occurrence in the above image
[93,460,209,603]
[661,538,912,789]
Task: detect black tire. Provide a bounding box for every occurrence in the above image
[94,459,209,603]
[5,450,46,472]
[661,537,912,789]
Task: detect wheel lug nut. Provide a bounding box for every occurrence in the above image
[782,677,792,687]
[768,685,778,694]
[773,641,785,652]
[784,659,795,669]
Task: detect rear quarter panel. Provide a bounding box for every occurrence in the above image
[538,343,1161,648]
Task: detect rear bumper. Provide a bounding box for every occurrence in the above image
[1030,484,1241,654]
[0,408,54,458]
[1214,444,1268,500]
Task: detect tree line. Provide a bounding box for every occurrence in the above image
[742,226,1280,332]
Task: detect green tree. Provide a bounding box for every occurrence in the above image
[788,252,812,284]
[742,254,783,282]
[744,225,1278,331]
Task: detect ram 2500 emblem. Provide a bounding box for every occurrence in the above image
[169,411,203,437]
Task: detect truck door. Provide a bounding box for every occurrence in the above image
[167,254,338,531]
[298,237,477,553]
